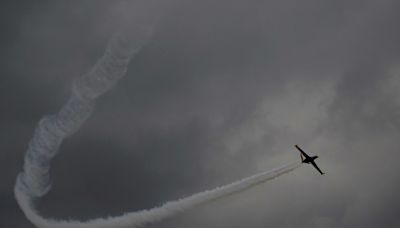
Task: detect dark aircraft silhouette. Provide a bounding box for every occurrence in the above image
[295,145,325,175]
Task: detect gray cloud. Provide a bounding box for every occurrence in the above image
[1,0,400,227]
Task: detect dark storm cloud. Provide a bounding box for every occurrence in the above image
[2,0,400,227]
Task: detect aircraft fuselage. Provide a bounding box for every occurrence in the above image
[302,155,318,164]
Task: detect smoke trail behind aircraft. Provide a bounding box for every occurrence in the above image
[14,33,299,228]
[16,162,299,228]
[14,3,300,228]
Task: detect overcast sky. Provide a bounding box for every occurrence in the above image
[1,0,400,227]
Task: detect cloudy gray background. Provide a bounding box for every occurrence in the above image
[1,0,400,227]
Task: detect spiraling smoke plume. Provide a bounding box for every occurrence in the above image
[14,3,300,228]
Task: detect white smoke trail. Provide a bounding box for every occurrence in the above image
[16,161,300,228]
[14,3,300,228]
[14,14,154,227]
[15,27,152,197]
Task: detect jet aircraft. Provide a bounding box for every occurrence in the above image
[295,145,324,175]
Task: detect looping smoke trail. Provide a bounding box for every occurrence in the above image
[15,28,152,199]
[14,4,300,228]
[14,18,154,227]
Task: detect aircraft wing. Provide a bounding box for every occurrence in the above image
[295,145,310,159]
[310,161,324,175]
